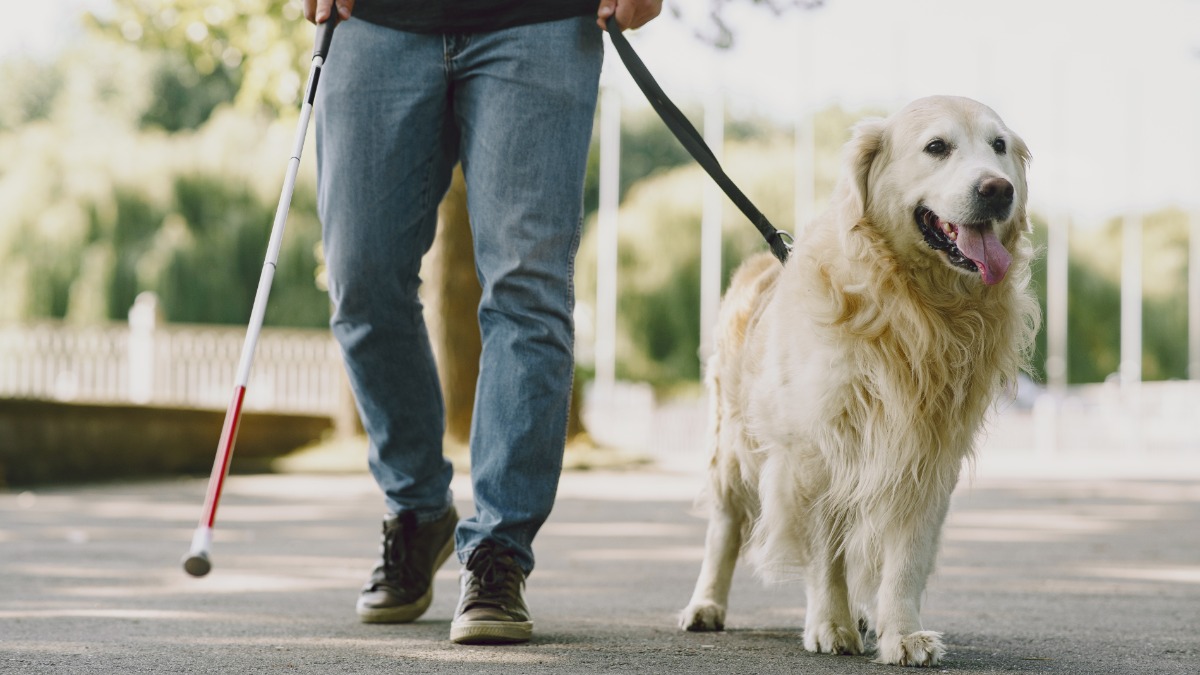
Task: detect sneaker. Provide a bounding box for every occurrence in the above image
[449,540,532,645]
[356,507,457,623]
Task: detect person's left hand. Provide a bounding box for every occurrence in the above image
[596,0,663,31]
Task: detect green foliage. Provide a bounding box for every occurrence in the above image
[0,59,65,132]
[1132,210,1190,381]
[106,189,167,317]
[140,53,241,131]
[1027,219,1121,385]
[1019,209,1192,386]
[0,32,327,328]
[88,0,317,118]
[1063,236,1122,384]
[0,148,327,328]
[144,173,327,327]
[0,0,334,329]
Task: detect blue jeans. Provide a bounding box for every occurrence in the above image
[315,16,602,575]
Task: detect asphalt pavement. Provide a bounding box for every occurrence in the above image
[2,456,1199,674]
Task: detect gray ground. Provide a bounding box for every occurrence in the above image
[2,467,1198,674]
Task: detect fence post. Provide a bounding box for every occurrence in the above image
[128,292,161,404]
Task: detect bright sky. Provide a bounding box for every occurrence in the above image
[5,0,1199,221]
[614,0,1200,222]
[0,1,92,58]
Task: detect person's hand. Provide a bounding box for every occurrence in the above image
[596,0,663,31]
[305,0,354,24]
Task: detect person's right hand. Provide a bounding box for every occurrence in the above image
[304,0,354,24]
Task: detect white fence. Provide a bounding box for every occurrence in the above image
[0,317,344,416]
[584,378,1200,474]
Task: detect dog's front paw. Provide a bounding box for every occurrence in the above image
[803,620,865,655]
[876,630,945,667]
[680,602,726,631]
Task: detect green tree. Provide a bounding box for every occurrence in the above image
[88,0,316,119]
[140,52,241,131]
[141,173,326,326]
[0,59,65,132]
[0,28,329,328]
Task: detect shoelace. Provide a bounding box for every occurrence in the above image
[464,542,522,605]
[379,512,420,583]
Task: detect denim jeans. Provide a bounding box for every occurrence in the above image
[315,16,602,575]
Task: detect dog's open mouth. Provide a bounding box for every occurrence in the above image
[915,206,1011,285]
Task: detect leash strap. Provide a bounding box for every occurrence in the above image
[604,17,793,264]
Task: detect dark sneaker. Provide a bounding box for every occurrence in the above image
[449,540,532,644]
[356,507,457,623]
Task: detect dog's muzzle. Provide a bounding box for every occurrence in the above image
[915,206,1012,285]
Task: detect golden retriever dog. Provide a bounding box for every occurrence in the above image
[679,96,1040,667]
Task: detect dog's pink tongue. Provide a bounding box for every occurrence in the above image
[956,225,1011,285]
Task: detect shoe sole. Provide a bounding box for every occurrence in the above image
[449,619,533,645]
[356,533,456,624]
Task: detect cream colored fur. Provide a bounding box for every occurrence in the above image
[679,96,1040,667]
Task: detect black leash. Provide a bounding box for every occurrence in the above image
[604,17,793,265]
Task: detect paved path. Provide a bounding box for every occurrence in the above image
[2,464,1199,674]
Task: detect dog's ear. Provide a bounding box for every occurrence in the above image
[1010,132,1032,169]
[836,117,886,224]
[1008,130,1033,231]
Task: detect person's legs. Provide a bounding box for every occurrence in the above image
[315,18,460,623]
[448,17,602,573]
[316,18,457,521]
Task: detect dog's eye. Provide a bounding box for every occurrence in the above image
[924,139,949,157]
[992,138,1007,154]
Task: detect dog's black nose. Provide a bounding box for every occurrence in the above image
[977,176,1014,210]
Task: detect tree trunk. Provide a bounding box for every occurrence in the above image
[430,165,481,444]
[427,165,588,445]
[566,376,586,441]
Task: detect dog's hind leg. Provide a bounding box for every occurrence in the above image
[679,500,743,631]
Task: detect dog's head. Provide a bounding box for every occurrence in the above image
[836,96,1030,286]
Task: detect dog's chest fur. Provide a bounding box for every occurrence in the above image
[727,222,1026,508]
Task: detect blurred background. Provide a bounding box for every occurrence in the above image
[1,0,1198,486]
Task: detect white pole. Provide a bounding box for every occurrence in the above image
[127,292,160,404]
[595,86,621,393]
[1036,40,1069,458]
[1191,71,1200,381]
[1191,209,1200,381]
[1191,210,1200,455]
[1045,53,1069,395]
[1119,213,1143,455]
[1120,212,1143,399]
[1119,70,1143,451]
[1045,219,1069,392]
[699,90,724,371]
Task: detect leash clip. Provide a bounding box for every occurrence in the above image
[768,230,794,264]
